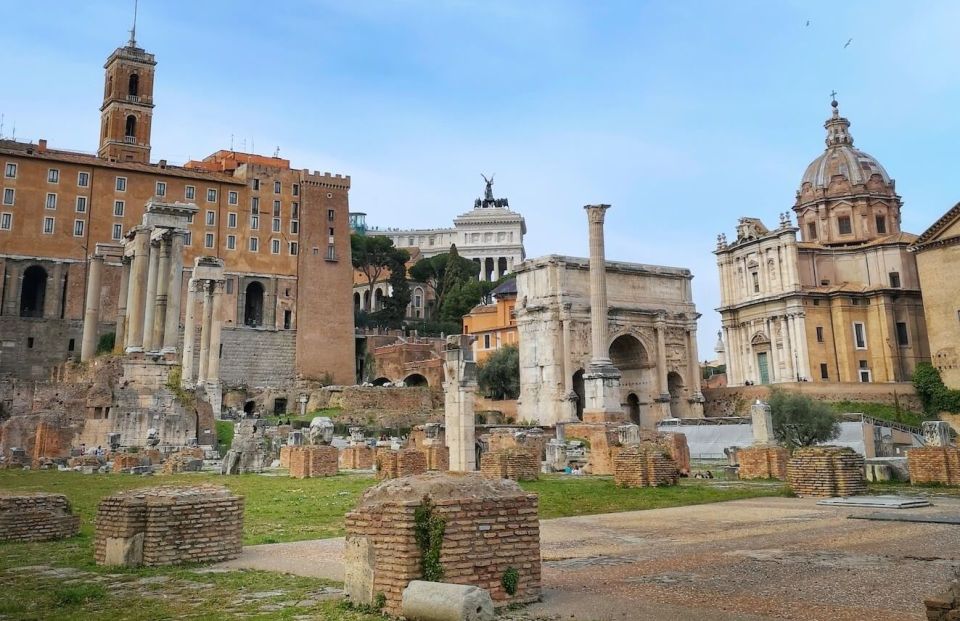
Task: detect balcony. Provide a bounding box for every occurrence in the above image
[127,95,140,103]
[123,136,136,144]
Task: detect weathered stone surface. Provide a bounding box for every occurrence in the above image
[376,448,427,480]
[737,446,789,480]
[613,443,679,488]
[480,449,539,481]
[288,445,338,478]
[401,580,494,621]
[0,492,80,542]
[925,579,960,621]
[787,446,866,497]
[221,419,267,475]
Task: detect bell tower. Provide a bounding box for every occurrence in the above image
[97,17,156,164]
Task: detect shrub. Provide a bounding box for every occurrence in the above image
[96,332,115,354]
[768,389,840,449]
[913,362,960,415]
[501,567,520,595]
[477,345,520,400]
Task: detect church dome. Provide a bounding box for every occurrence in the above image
[799,100,891,191]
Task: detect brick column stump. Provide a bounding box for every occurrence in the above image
[613,443,679,488]
[376,449,427,480]
[907,447,960,485]
[480,448,539,481]
[0,493,80,542]
[737,446,789,480]
[289,445,339,479]
[340,446,375,470]
[787,446,866,497]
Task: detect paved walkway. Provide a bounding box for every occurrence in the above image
[216,496,960,620]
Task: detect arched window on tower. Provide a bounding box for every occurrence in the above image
[106,75,113,99]
[124,115,137,139]
[20,265,48,318]
[128,74,139,97]
[244,281,264,327]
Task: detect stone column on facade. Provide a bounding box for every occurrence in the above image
[197,281,213,386]
[742,322,754,384]
[444,335,478,471]
[41,262,62,319]
[2,262,20,316]
[180,278,199,388]
[125,226,151,353]
[151,233,171,350]
[722,327,736,385]
[786,233,800,290]
[794,313,810,381]
[80,254,104,362]
[141,239,161,352]
[560,309,579,424]
[581,204,623,423]
[687,327,703,401]
[113,257,130,354]
[781,316,796,381]
[205,279,225,415]
[161,231,186,354]
[767,318,779,383]
[655,315,670,400]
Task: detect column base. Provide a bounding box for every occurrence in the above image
[582,409,627,424]
[205,381,222,417]
[124,346,144,354]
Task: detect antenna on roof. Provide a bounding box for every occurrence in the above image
[273,146,280,158]
[128,0,139,47]
[230,133,234,151]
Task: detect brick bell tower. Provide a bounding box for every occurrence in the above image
[98,15,156,164]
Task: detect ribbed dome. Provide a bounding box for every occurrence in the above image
[799,100,891,190]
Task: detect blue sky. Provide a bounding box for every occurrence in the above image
[5,1,959,356]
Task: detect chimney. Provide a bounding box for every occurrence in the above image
[38,139,47,153]
[159,159,167,168]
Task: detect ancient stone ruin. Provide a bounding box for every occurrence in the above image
[0,492,80,543]
[443,335,478,472]
[94,485,243,567]
[925,579,960,621]
[613,443,679,487]
[344,472,541,616]
[563,422,690,476]
[908,421,959,485]
[736,400,789,480]
[376,448,428,480]
[786,446,866,497]
[221,419,267,475]
[287,416,339,478]
[480,448,539,481]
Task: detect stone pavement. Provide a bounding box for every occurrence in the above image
[217,496,960,620]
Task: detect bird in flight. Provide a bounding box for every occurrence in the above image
[843,38,853,48]
[805,19,810,27]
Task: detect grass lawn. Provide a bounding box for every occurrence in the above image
[830,400,928,427]
[0,470,788,619]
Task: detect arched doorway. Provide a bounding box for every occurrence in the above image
[20,265,48,318]
[572,369,585,420]
[363,290,371,312]
[404,373,428,387]
[244,281,264,327]
[353,292,361,311]
[751,332,772,384]
[627,393,640,425]
[128,73,139,97]
[609,334,649,397]
[124,115,137,138]
[667,372,684,418]
[372,377,390,386]
[374,288,384,311]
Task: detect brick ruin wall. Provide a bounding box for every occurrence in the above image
[214,327,296,389]
[0,493,80,542]
[288,445,339,478]
[485,429,546,461]
[375,449,428,480]
[613,443,679,488]
[907,447,960,485]
[113,453,144,472]
[309,387,443,428]
[703,383,921,417]
[737,446,789,480]
[161,447,205,474]
[344,474,541,616]
[480,449,540,481]
[787,446,866,497]
[421,445,449,471]
[340,445,375,470]
[94,485,243,567]
[925,580,960,621]
[564,423,689,476]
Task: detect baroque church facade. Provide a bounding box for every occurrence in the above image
[715,99,929,386]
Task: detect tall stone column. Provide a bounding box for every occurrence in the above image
[793,314,810,381]
[113,257,130,353]
[655,315,669,400]
[205,279,225,415]
[443,335,478,471]
[197,281,213,385]
[687,327,703,400]
[125,226,151,353]
[722,326,736,385]
[151,234,171,349]
[162,232,186,353]
[781,316,796,381]
[141,239,161,351]
[80,255,104,362]
[181,278,199,387]
[2,262,21,316]
[581,204,623,423]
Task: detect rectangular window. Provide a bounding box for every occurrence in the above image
[326,244,336,260]
[185,185,196,200]
[205,210,215,226]
[274,180,281,193]
[273,200,280,217]
[184,231,192,246]
[0,213,12,230]
[292,202,299,219]
[751,272,759,293]
[858,360,871,383]
[206,188,217,202]
[292,184,299,196]
[272,217,280,232]
[45,193,57,209]
[820,363,828,379]
[252,179,260,191]
[251,197,259,214]
[838,215,852,235]
[73,219,84,237]
[853,322,866,349]
[290,220,299,234]
[112,223,122,240]
[327,209,335,222]
[284,310,291,330]
[75,196,87,212]
[2,188,13,205]
[116,176,127,191]
[896,322,909,347]
[226,235,236,250]
[876,215,887,234]
[249,237,259,252]
[271,238,280,254]
[47,168,59,183]
[484,334,491,349]
[77,171,89,187]
[155,181,166,197]
[889,271,901,288]
[228,191,238,205]
[204,232,214,248]
[251,215,259,230]
[114,200,124,216]
[289,241,298,255]
[227,212,237,228]
[43,216,54,234]
[4,163,16,178]
[816,326,824,343]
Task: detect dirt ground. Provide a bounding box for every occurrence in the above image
[222,496,960,620]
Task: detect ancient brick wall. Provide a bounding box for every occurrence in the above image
[161,448,204,474]
[279,445,292,468]
[738,446,789,480]
[308,386,442,425]
[112,453,143,472]
[213,327,296,389]
[0,316,88,381]
[0,493,80,542]
[613,443,679,488]
[375,448,427,480]
[288,445,338,478]
[94,485,243,567]
[703,383,921,417]
[480,448,539,481]
[787,446,866,497]
[339,445,375,470]
[485,428,546,461]
[656,431,691,475]
[421,445,449,471]
[907,447,960,485]
[344,473,541,616]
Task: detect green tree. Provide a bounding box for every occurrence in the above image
[351,234,402,308]
[409,244,480,317]
[440,278,496,324]
[768,389,841,449]
[380,248,411,326]
[913,362,960,415]
[477,345,520,400]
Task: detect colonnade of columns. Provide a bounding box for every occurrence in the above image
[474,256,515,282]
[723,312,809,386]
[179,258,225,392]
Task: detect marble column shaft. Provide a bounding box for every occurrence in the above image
[687,327,702,397]
[125,227,151,352]
[151,235,171,349]
[197,282,213,385]
[206,280,224,384]
[141,240,161,351]
[585,204,612,366]
[181,278,199,387]
[80,255,104,362]
[781,316,795,381]
[656,318,669,397]
[162,232,185,352]
[114,257,130,353]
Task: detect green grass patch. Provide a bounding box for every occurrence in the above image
[829,400,926,427]
[215,420,235,457]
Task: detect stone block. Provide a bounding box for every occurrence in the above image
[340,445,375,470]
[402,580,494,621]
